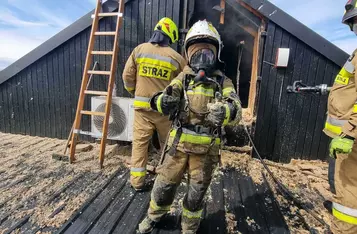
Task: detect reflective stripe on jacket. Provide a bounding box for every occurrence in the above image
[324,116,347,137]
[324,50,357,138]
[123,43,186,110]
[157,66,242,153]
[169,128,221,145]
[134,96,151,109]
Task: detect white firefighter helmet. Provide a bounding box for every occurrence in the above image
[343,0,357,31]
[184,20,223,62]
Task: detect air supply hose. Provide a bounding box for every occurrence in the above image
[242,125,330,229]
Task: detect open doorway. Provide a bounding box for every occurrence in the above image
[187,0,265,146]
[188,0,265,114]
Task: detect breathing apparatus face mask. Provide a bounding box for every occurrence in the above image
[189,48,216,75]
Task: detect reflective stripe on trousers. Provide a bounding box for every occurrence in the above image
[325,116,347,136]
[182,206,203,219]
[130,167,146,177]
[150,200,171,211]
[134,96,151,109]
[333,202,357,225]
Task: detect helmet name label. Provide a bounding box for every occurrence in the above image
[139,64,171,80]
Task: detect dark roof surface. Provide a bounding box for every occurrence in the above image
[0,0,349,85]
[50,168,289,234]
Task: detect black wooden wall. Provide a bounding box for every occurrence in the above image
[0,0,181,139]
[0,0,346,162]
[254,21,341,162]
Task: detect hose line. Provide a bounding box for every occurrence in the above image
[242,125,330,229]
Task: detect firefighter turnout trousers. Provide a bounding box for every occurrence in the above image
[147,150,219,232]
[122,42,186,189]
[130,109,171,189]
[330,146,357,234]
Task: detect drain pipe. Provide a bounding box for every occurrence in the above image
[180,0,189,55]
[236,41,245,96]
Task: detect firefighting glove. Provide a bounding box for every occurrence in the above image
[329,136,354,158]
[207,102,226,127]
[156,92,180,115]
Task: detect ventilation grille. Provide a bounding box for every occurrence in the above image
[93,103,127,137]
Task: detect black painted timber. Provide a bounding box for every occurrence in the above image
[223,169,289,234]
[254,22,342,162]
[199,175,226,234]
[0,0,181,139]
[0,0,346,162]
[56,168,288,234]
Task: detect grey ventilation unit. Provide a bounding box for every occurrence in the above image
[91,96,134,141]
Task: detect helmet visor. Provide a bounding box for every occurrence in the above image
[189,49,216,72]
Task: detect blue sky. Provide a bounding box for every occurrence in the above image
[0,0,355,70]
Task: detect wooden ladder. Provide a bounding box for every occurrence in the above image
[69,0,124,168]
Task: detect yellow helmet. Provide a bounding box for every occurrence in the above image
[343,0,357,30]
[154,17,179,44]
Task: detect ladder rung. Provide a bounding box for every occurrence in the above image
[73,129,97,136]
[81,111,106,117]
[84,90,108,96]
[87,70,111,75]
[94,32,116,36]
[98,13,121,17]
[91,13,123,19]
[91,51,114,55]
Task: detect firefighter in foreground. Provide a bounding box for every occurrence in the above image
[123,17,186,191]
[138,20,242,233]
[326,1,357,233]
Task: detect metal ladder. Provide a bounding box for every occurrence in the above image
[69,0,124,168]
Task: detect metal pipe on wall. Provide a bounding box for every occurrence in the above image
[180,0,189,55]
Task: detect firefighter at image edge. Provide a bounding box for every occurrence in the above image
[122,17,186,191]
[326,0,357,233]
[137,20,242,233]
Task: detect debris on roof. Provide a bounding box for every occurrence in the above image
[0,132,331,233]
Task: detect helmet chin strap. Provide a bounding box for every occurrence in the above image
[353,24,357,35]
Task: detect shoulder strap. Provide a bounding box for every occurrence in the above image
[215,75,225,94]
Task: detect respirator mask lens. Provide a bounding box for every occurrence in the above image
[189,49,216,73]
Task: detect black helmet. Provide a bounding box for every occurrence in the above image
[343,0,357,30]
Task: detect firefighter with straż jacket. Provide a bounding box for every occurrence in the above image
[123,17,186,191]
[325,1,357,233]
[138,20,242,234]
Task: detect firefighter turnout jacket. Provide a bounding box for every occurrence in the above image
[324,50,357,139]
[154,66,242,155]
[123,42,186,110]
